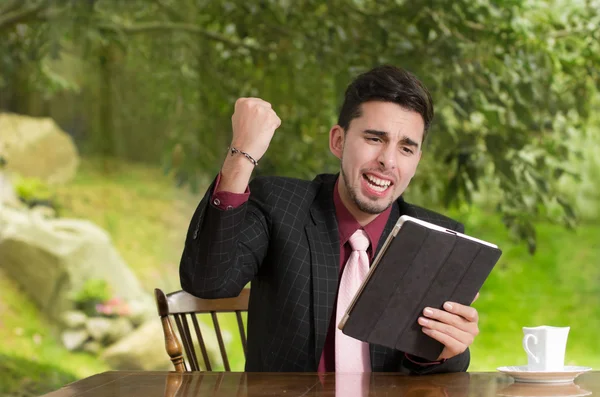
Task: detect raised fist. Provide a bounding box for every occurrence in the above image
[230,97,281,163]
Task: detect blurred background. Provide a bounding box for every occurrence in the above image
[1,0,599,395]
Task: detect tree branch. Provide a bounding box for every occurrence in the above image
[97,21,266,52]
[0,0,48,30]
[550,28,590,38]
[463,20,486,31]
[344,1,395,18]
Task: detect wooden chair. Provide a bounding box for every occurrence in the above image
[154,288,250,372]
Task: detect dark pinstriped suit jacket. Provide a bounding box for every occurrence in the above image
[179,173,470,373]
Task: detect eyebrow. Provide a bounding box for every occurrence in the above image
[363,129,421,148]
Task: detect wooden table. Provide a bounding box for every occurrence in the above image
[41,371,600,397]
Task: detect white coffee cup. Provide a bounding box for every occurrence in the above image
[522,325,570,371]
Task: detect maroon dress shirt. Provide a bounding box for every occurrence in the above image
[316,179,391,372]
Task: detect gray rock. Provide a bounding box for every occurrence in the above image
[82,341,102,354]
[61,329,89,351]
[101,320,173,371]
[87,316,134,345]
[102,318,228,371]
[87,317,114,343]
[62,310,87,328]
[0,171,19,208]
[127,298,155,327]
[106,317,134,343]
[0,112,79,184]
[0,206,154,322]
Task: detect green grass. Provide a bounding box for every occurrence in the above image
[53,157,202,291]
[0,268,109,396]
[0,355,78,397]
[1,156,599,396]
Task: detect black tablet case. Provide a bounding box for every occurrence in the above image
[340,219,502,361]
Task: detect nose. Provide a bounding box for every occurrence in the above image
[377,145,397,170]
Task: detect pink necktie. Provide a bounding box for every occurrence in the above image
[335,229,371,373]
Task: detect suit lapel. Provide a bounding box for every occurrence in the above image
[374,200,401,258]
[305,176,340,368]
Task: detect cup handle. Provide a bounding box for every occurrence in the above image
[523,334,539,363]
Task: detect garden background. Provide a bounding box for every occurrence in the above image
[1,1,599,395]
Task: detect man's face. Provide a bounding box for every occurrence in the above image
[329,101,424,221]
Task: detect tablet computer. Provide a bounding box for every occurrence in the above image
[338,215,502,361]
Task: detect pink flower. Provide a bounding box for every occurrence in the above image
[95,297,131,317]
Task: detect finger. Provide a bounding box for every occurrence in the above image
[472,292,480,304]
[418,317,474,346]
[422,327,467,357]
[422,307,471,332]
[442,302,479,323]
[234,97,246,108]
[235,97,272,109]
[249,98,272,108]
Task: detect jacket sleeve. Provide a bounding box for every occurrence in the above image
[179,176,272,299]
[402,349,470,375]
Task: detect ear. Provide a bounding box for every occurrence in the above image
[329,125,344,160]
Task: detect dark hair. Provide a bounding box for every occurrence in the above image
[337,65,434,143]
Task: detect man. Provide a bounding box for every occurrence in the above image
[179,65,479,374]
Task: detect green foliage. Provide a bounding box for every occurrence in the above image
[72,279,112,315]
[555,98,600,221]
[13,176,61,213]
[1,1,599,246]
[14,176,51,202]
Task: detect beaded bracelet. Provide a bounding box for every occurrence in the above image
[228,146,258,166]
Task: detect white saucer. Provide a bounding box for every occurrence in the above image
[497,382,592,397]
[497,366,592,384]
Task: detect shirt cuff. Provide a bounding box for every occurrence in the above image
[211,172,250,210]
[404,353,446,366]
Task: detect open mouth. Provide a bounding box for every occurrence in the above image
[363,173,393,193]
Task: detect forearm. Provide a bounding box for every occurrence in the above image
[217,151,255,194]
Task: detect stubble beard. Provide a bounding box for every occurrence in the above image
[340,167,394,215]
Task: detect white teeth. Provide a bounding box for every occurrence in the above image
[365,174,391,188]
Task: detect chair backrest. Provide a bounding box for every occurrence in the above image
[154,288,250,372]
